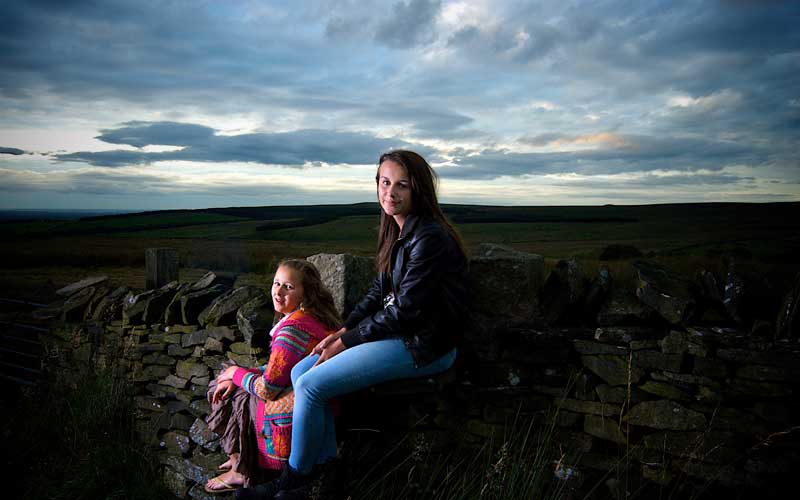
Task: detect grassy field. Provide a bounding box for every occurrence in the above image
[1,202,798,302]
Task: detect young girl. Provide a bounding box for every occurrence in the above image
[204,259,340,494]
[237,150,470,500]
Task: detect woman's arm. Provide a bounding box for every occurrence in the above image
[340,226,449,348]
[342,273,384,329]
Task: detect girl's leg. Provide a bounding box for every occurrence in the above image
[289,339,456,473]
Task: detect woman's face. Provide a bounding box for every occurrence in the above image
[272,265,305,315]
[378,159,413,225]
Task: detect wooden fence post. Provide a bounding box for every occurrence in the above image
[145,248,179,290]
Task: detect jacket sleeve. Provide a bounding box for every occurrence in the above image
[232,326,314,401]
[342,273,384,329]
[341,227,448,347]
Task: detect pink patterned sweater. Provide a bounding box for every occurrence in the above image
[231,310,331,470]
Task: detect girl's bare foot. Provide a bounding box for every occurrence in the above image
[204,470,245,493]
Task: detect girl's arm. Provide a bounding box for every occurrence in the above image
[231,326,314,401]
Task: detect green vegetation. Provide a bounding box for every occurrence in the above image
[347,414,567,500]
[1,202,798,298]
[3,371,171,500]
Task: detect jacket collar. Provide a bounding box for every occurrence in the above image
[398,213,421,240]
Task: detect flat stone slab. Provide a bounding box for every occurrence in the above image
[56,276,108,296]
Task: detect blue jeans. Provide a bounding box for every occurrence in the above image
[288,338,457,473]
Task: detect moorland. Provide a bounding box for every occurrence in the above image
[2,201,799,303]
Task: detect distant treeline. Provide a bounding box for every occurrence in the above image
[5,201,800,239]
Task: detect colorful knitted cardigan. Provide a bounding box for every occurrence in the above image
[231,310,331,470]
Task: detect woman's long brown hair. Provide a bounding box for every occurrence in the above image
[274,259,342,330]
[375,150,465,273]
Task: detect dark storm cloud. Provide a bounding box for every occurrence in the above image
[443,135,766,180]
[1,147,26,155]
[54,121,432,167]
[374,0,441,48]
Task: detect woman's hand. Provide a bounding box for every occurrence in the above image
[312,327,346,355]
[212,380,235,404]
[312,337,346,368]
[217,365,239,382]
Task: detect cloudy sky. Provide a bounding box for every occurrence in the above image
[1,0,798,210]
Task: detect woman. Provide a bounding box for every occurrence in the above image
[204,259,341,494]
[237,150,470,500]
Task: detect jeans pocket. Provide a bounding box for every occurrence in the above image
[269,420,292,459]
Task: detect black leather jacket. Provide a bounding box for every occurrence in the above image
[340,214,470,366]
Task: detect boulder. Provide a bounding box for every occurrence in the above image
[598,244,643,261]
[776,272,800,339]
[198,286,265,327]
[634,260,698,325]
[539,258,590,324]
[468,244,545,322]
[237,295,274,348]
[180,284,229,325]
[308,253,375,319]
[55,275,108,297]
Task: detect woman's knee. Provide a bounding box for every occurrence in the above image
[291,355,316,385]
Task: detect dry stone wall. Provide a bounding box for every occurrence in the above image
[38,249,800,499]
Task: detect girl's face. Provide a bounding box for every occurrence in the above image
[272,265,305,315]
[377,160,413,226]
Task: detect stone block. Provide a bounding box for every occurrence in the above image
[160,431,192,455]
[581,355,644,386]
[556,398,621,417]
[176,360,210,380]
[736,364,785,381]
[468,244,544,321]
[659,330,708,357]
[181,330,209,348]
[573,340,629,355]
[639,381,692,402]
[624,400,706,430]
[595,384,649,404]
[199,286,265,327]
[584,414,627,444]
[308,253,375,319]
[631,350,684,372]
[634,260,698,325]
[692,357,728,378]
[189,419,220,451]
